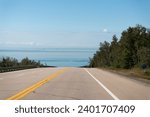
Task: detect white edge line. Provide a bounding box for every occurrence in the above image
[84,68,119,100]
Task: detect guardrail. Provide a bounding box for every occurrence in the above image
[0,65,40,73]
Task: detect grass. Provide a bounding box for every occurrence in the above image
[145,68,150,76]
[102,67,150,80]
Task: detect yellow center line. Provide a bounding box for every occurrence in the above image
[6,68,68,100]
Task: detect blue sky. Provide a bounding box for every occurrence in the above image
[0,0,150,49]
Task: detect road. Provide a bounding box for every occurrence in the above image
[0,67,150,100]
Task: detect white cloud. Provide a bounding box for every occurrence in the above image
[0,31,113,48]
[5,41,17,45]
[103,28,108,33]
[4,41,36,46]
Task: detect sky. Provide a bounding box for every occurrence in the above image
[0,0,150,49]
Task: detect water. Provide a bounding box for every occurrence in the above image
[0,48,96,67]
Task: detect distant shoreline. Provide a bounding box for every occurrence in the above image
[0,48,95,67]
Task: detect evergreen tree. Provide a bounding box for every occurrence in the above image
[89,25,150,68]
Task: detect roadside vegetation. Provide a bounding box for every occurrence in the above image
[0,57,44,73]
[89,25,150,79]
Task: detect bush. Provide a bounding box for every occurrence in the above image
[0,57,44,73]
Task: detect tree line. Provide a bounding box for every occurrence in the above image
[89,25,150,69]
[0,57,44,72]
[0,57,43,67]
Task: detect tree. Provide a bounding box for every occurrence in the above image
[89,25,150,68]
[109,35,121,67]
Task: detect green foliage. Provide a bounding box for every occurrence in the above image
[20,57,42,67]
[0,57,44,72]
[0,57,18,67]
[89,25,150,69]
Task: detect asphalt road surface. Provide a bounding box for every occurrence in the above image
[0,67,150,100]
